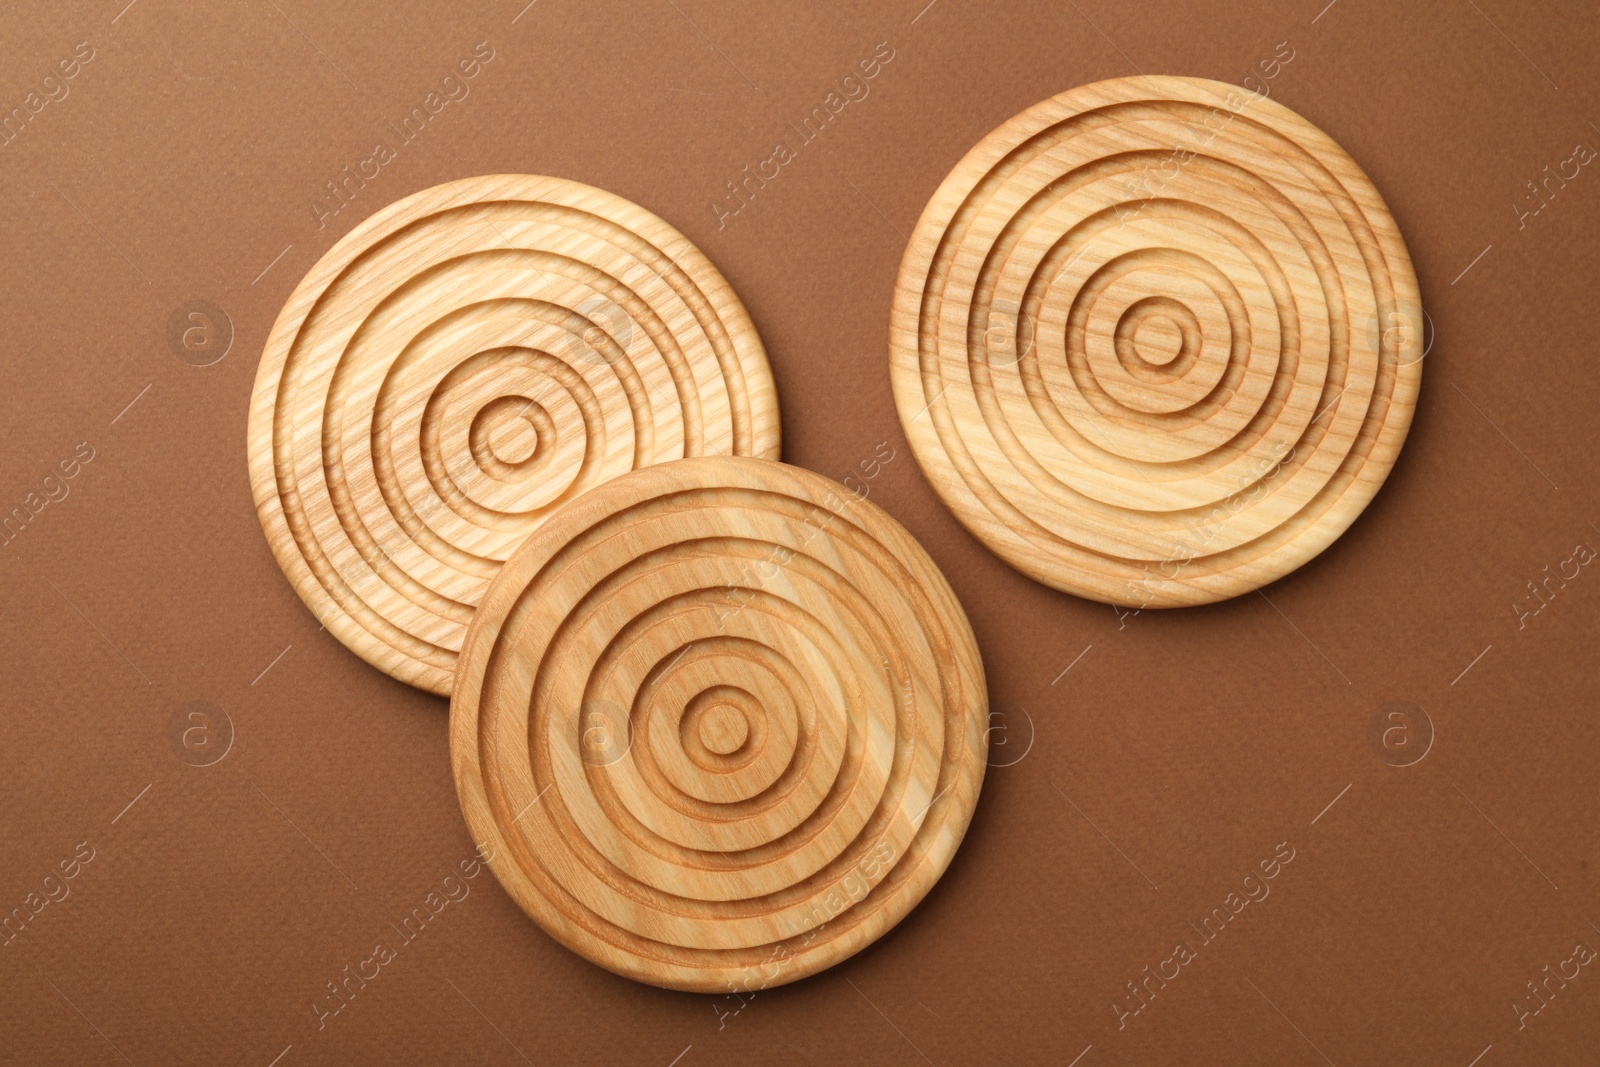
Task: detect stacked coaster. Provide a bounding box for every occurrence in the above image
[452,457,987,992]
[248,176,988,992]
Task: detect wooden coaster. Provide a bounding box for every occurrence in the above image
[450,457,987,992]
[248,175,780,695]
[890,77,1422,607]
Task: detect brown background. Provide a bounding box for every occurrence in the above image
[2,0,1597,1064]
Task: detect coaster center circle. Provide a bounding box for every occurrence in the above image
[1133,313,1185,366]
[696,702,749,755]
[486,408,540,464]
[469,395,553,470]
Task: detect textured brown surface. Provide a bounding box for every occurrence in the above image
[1,1,1597,1064]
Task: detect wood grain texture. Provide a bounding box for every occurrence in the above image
[248,175,780,695]
[450,457,987,992]
[890,76,1423,607]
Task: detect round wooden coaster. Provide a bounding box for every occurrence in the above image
[248,175,780,695]
[890,77,1423,607]
[450,457,987,992]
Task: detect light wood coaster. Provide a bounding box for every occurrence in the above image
[248,175,780,695]
[450,457,987,992]
[890,77,1423,607]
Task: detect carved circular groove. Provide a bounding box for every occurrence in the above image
[890,77,1423,607]
[450,457,988,992]
[248,175,781,694]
